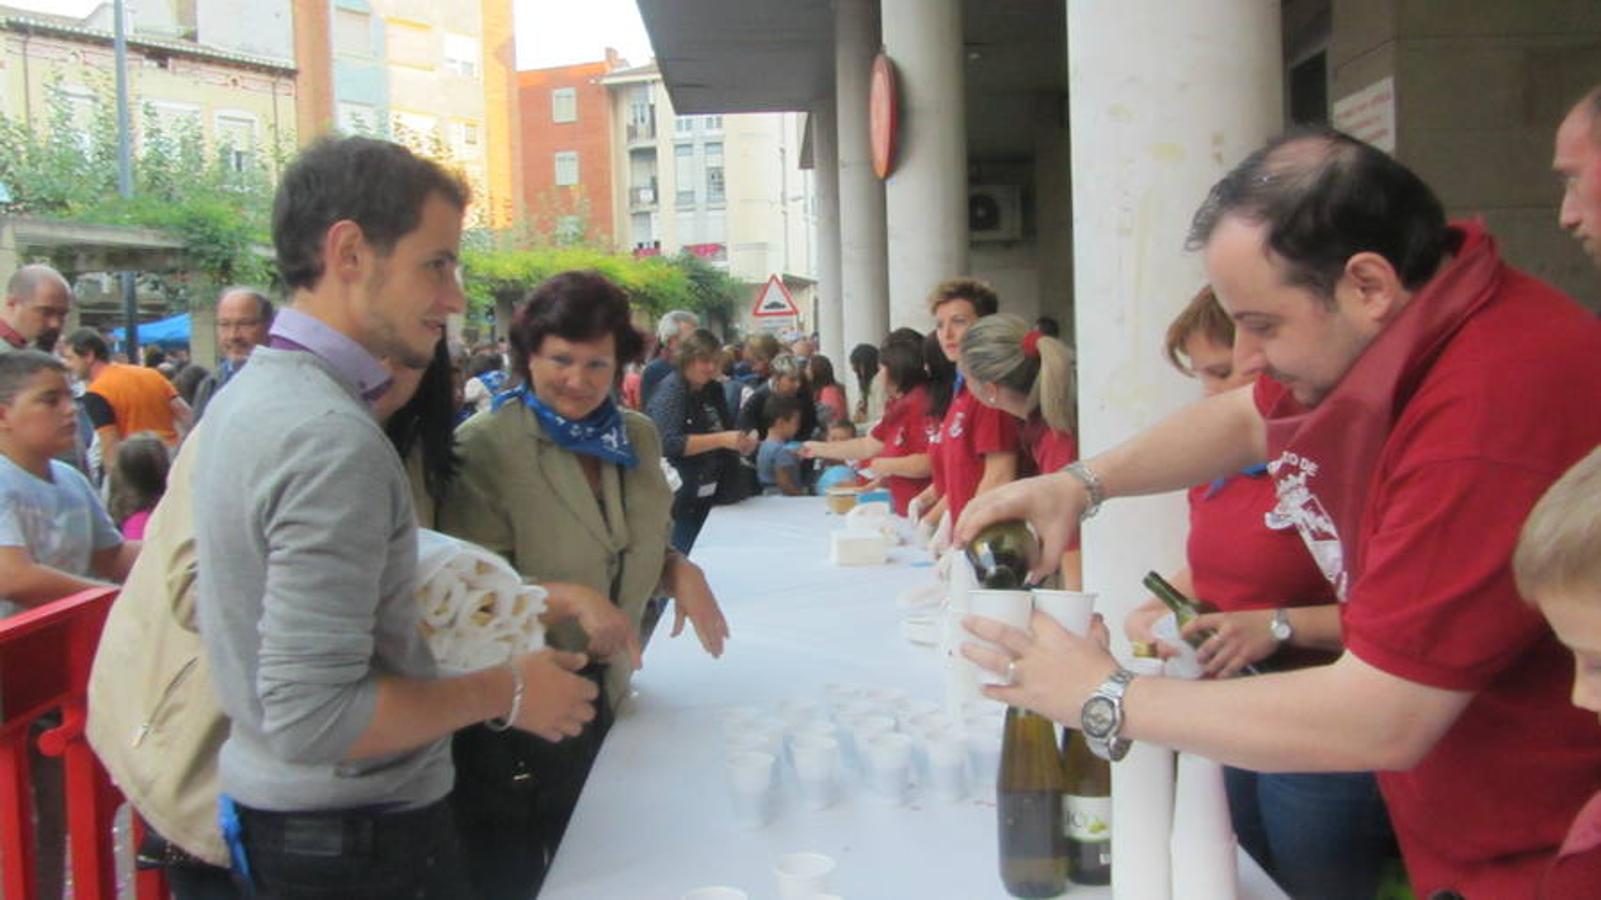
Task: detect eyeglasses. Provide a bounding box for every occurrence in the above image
[218,319,263,330]
[534,353,615,376]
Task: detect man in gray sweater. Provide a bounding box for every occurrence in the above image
[194,136,598,898]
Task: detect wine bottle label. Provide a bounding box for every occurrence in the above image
[1063,795,1112,842]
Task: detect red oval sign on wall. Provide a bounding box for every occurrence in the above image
[869,52,899,180]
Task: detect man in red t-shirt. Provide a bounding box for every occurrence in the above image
[958,130,1601,898]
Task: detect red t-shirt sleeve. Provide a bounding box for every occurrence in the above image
[870,403,896,443]
[968,399,1020,457]
[1341,457,1553,692]
[1031,427,1077,474]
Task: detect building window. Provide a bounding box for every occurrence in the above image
[703,115,722,131]
[443,33,479,78]
[551,87,577,123]
[704,141,724,204]
[147,100,201,142]
[674,144,695,207]
[675,116,694,135]
[337,101,378,135]
[386,20,433,70]
[449,120,481,153]
[555,150,580,187]
[556,215,584,243]
[62,85,96,152]
[215,112,258,172]
[333,9,372,58]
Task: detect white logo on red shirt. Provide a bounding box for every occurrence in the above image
[1267,452,1347,600]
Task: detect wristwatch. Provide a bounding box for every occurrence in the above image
[1269,608,1294,643]
[1080,666,1135,762]
[1061,461,1105,521]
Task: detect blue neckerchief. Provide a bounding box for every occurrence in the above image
[954,371,966,392]
[1204,463,1270,499]
[494,385,638,468]
[476,370,507,394]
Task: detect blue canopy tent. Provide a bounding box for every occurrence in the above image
[107,313,191,350]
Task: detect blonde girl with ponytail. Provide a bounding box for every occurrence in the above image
[959,313,1082,587]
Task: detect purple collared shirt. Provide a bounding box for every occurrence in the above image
[268,307,392,406]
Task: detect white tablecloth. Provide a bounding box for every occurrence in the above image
[538,497,1286,900]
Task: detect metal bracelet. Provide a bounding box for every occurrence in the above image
[486,663,525,732]
[1062,460,1105,521]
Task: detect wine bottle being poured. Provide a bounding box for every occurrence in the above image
[966,520,1037,589]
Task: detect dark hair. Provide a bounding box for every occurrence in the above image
[172,362,210,405]
[1186,127,1448,300]
[65,327,109,362]
[108,432,170,524]
[761,392,803,430]
[847,343,878,414]
[508,271,646,386]
[465,350,502,379]
[807,354,838,391]
[878,338,926,396]
[927,277,1000,317]
[143,346,167,368]
[675,328,724,371]
[273,136,471,292]
[924,328,956,419]
[1035,316,1061,338]
[0,349,66,404]
[385,339,461,504]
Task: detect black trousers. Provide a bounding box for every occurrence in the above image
[450,667,615,900]
[235,797,474,900]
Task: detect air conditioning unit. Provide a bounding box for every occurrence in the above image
[969,185,1021,242]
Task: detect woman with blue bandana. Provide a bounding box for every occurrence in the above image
[440,271,731,899]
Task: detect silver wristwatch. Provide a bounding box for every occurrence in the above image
[1269,608,1294,643]
[1080,666,1135,761]
[1061,461,1105,521]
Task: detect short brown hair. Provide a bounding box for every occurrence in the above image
[1163,286,1236,375]
[927,277,999,317]
[1513,446,1601,603]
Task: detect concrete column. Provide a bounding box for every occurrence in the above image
[813,101,845,371]
[1033,92,1074,344]
[1068,1,1281,634]
[834,0,889,354]
[881,0,967,330]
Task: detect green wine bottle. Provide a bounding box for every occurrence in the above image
[968,520,1036,589]
[1142,570,1219,649]
[1060,727,1112,885]
[998,706,1069,898]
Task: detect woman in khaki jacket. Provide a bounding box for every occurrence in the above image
[439,271,730,900]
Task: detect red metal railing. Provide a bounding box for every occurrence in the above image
[1,587,167,900]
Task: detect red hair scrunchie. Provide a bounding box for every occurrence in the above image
[1021,329,1043,360]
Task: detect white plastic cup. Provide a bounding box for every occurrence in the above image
[682,888,748,900]
[1032,589,1097,637]
[863,732,914,805]
[925,729,969,802]
[779,698,825,724]
[726,751,776,829]
[964,727,1004,789]
[964,589,1033,686]
[894,698,940,731]
[843,714,896,770]
[790,735,842,810]
[774,852,837,900]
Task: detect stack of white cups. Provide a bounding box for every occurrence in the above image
[1110,656,1175,900]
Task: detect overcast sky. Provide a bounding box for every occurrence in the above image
[7,0,655,71]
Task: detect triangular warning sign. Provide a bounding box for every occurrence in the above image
[751,275,799,318]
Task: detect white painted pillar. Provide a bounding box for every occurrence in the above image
[881,0,967,331]
[1033,92,1074,343]
[813,101,845,371]
[835,0,890,354]
[1069,1,1280,625]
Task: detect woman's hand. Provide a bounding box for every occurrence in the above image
[541,581,643,671]
[798,441,824,460]
[962,611,1119,725]
[666,559,730,657]
[1124,597,1180,660]
[1184,608,1279,679]
[722,430,759,454]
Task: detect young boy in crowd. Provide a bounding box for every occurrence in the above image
[0,350,135,614]
[757,393,807,496]
[1512,445,1601,895]
[825,420,857,443]
[0,350,137,900]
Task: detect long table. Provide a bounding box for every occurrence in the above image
[539,497,1286,899]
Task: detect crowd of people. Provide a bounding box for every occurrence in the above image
[0,84,1597,900]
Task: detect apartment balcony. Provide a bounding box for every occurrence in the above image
[629,181,658,208]
[627,121,657,144]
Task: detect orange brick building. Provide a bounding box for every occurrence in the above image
[517,50,622,243]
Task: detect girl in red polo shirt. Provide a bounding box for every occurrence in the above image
[801,336,934,516]
[958,313,1082,588]
[1124,285,1393,900]
[911,278,1020,531]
